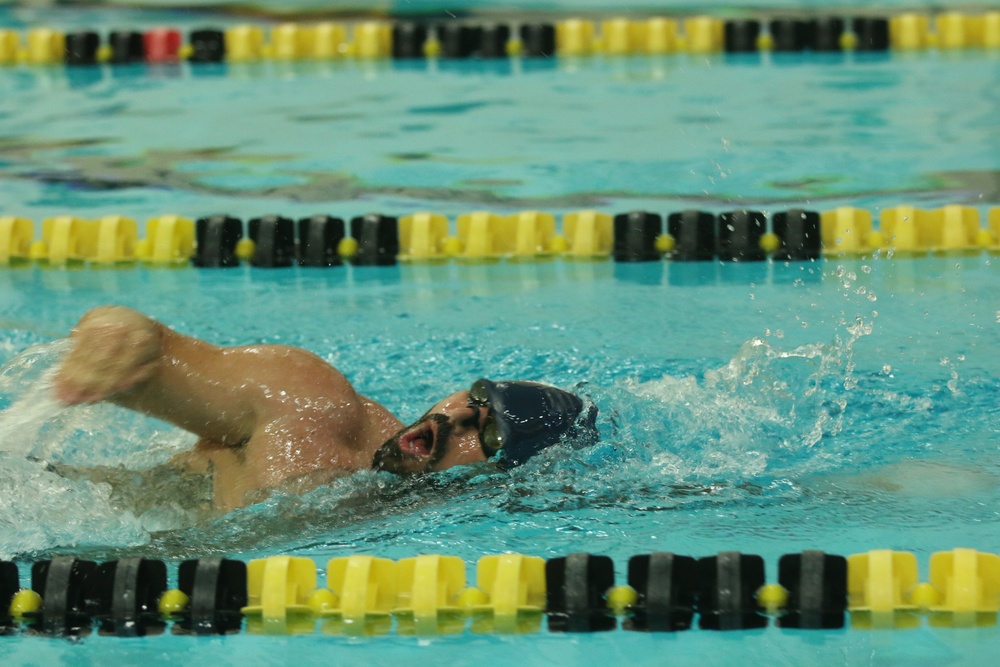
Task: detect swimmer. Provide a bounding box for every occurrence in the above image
[52,306,597,511]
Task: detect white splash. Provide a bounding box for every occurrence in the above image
[621,315,878,481]
[0,339,72,457]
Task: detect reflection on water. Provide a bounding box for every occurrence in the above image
[1,50,998,219]
[808,459,998,498]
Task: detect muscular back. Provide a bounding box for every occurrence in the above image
[56,307,404,510]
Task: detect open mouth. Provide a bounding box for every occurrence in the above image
[397,420,437,458]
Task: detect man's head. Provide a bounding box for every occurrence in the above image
[372,379,598,475]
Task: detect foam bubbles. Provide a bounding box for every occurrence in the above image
[0,454,149,560]
[0,339,71,457]
[0,339,199,559]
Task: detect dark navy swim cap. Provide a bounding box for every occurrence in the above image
[468,379,598,468]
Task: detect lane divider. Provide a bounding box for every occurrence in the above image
[3,548,999,637]
[1,205,998,268]
[1,11,1000,67]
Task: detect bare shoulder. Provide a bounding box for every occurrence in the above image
[219,344,402,444]
[215,344,366,418]
[113,318,388,448]
[223,344,355,391]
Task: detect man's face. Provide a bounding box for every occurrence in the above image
[372,390,492,475]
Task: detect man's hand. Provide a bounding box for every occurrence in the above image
[54,306,162,405]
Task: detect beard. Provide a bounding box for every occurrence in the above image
[371,414,454,474]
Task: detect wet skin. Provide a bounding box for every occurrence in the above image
[53,306,490,510]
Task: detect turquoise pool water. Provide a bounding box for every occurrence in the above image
[2,256,999,663]
[0,4,999,665]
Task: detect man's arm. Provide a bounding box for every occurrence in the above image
[53,306,368,448]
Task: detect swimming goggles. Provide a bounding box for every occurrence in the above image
[466,378,598,468]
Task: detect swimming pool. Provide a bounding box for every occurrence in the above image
[1,2,999,664]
